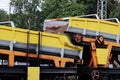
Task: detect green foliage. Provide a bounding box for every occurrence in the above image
[0,9,9,21]
[10,0,42,30]
[85,0,97,14]
[109,5,120,20]
[42,0,87,19]
[76,0,97,14]
[107,0,120,20]
[107,0,119,17]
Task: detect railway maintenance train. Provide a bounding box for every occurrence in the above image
[0,15,120,80]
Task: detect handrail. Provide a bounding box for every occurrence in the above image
[44,14,100,22]
[104,18,120,23]
[0,21,15,28]
[75,14,100,19]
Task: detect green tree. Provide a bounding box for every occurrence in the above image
[109,4,120,20]
[41,0,87,19]
[0,9,9,22]
[107,0,120,20]
[76,0,97,14]
[10,0,42,30]
[86,0,97,14]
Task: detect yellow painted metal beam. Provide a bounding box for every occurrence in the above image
[96,49,108,65]
[69,17,120,35]
[0,25,83,51]
[28,67,40,80]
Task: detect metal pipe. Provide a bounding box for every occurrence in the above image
[0,21,15,28]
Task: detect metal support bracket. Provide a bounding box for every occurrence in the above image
[60,48,64,58]
[9,40,16,51]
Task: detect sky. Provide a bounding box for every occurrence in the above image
[0,0,11,13]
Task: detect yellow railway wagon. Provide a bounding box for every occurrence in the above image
[0,25,83,67]
[68,17,120,43]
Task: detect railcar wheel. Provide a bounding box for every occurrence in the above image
[91,70,99,80]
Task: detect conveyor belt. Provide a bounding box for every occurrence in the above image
[68,17,120,43]
[0,25,83,59]
[0,40,81,58]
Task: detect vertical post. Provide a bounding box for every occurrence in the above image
[8,51,14,67]
[28,67,40,80]
[91,42,97,68]
[9,0,11,21]
[97,0,107,19]
[101,0,103,19]
[105,43,112,67]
